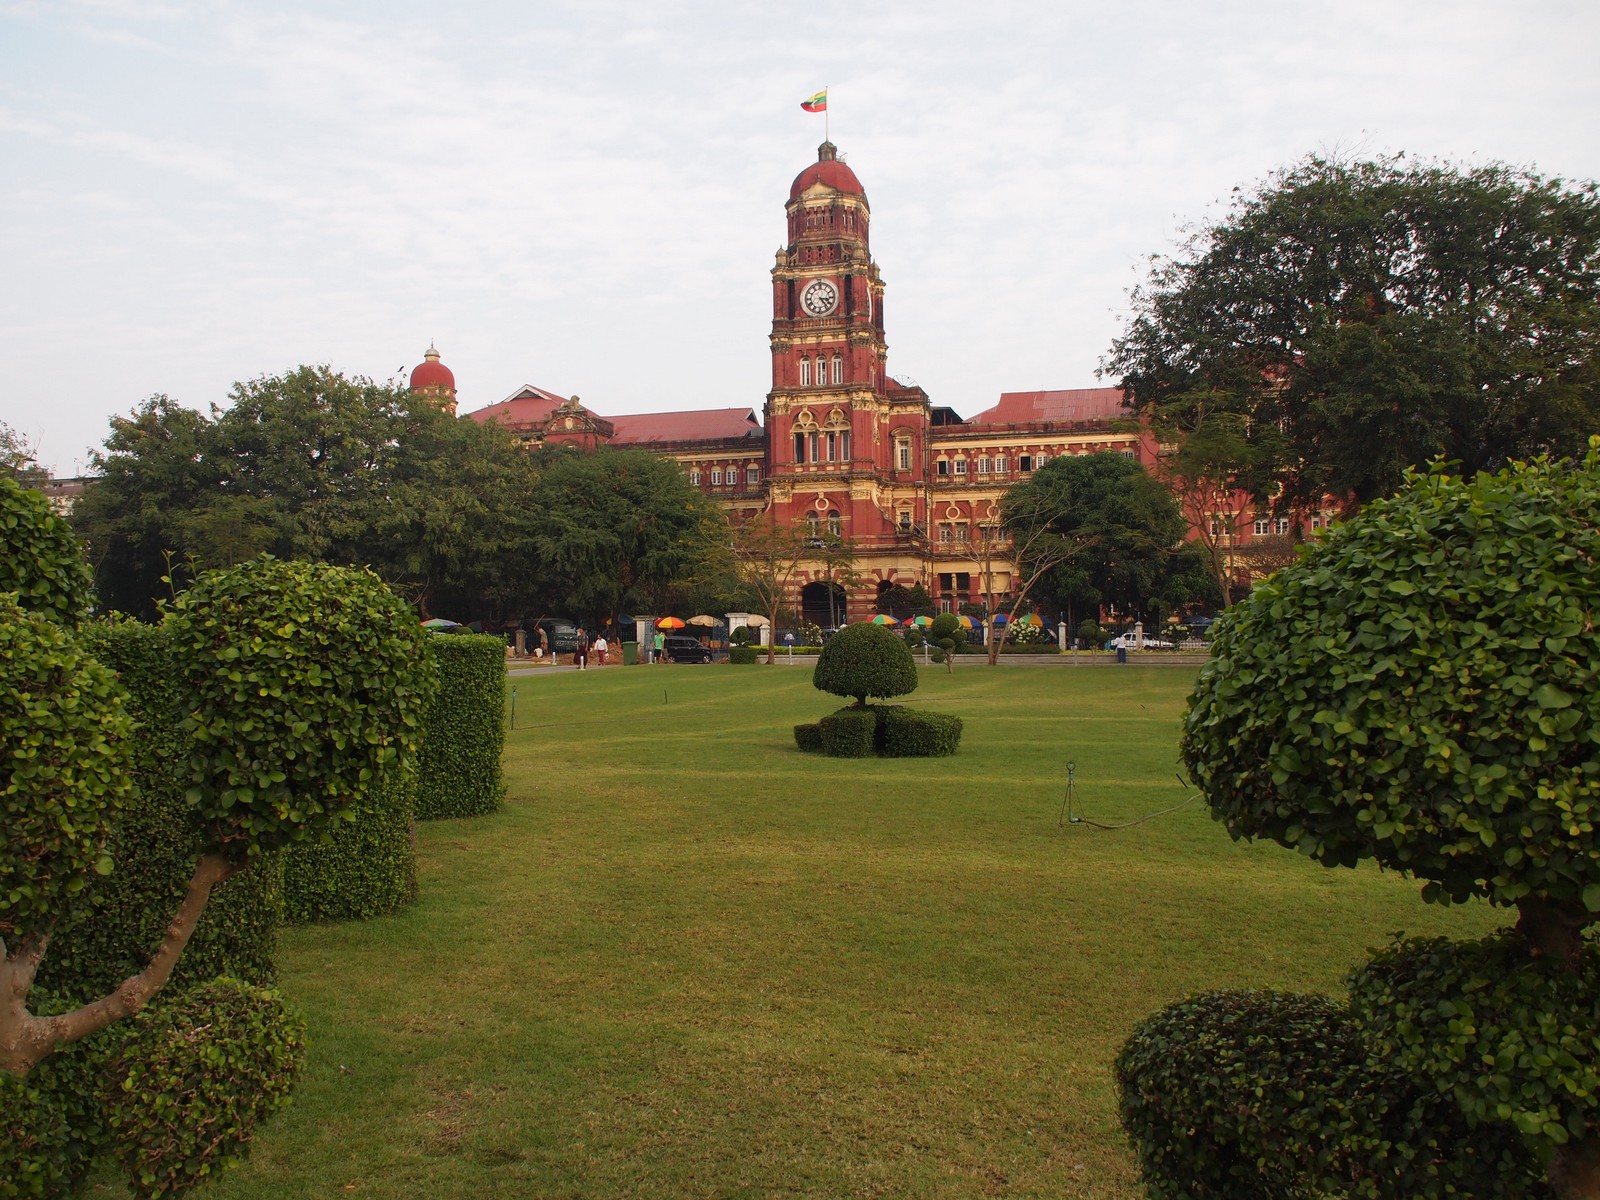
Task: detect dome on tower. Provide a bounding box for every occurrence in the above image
[410,343,455,392]
[789,141,864,201]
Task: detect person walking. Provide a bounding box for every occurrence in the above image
[653,628,666,664]
[574,626,590,670]
[594,633,608,666]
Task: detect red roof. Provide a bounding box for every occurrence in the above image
[462,385,568,427]
[610,409,762,443]
[968,388,1128,425]
[790,142,864,201]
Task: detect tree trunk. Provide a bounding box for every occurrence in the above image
[1,852,236,1076]
[1550,1138,1600,1200]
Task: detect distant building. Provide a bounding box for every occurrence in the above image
[436,142,1307,624]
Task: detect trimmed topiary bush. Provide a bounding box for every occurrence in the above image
[282,769,417,924]
[729,644,758,664]
[1116,988,1548,1199]
[813,623,917,706]
[0,475,93,626]
[103,977,305,1199]
[880,706,963,757]
[415,634,505,820]
[817,708,877,758]
[39,620,281,1001]
[793,723,823,752]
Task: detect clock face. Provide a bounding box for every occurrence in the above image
[801,278,839,317]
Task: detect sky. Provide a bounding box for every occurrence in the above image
[3,1,1598,476]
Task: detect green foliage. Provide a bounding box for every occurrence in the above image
[880,707,963,757]
[1349,934,1600,1153]
[729,644,759,664]
[817,708,877,758]
[104,978,305,1199]
[38,620,281,999]
[0,596,134,944]
[1116,989,1548,1199]
[416,635,505,820]
[792,722,823,752]
[729,626,752,646]
[813,623,917,706]
[0,476,93,626]
[1002,452,1191,618]
[281,768,417,924]
[0,994,125,1200]
[166,556,436,861]
[527,446,728,626]
[1183,452,1600,913]
[71,372,539,622]
[1108,153,1600,514]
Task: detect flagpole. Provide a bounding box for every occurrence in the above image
[825,83,830,142]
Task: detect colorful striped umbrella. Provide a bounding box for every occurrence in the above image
[868,614,899,625]
[910,615,934,627]
[957,615,977,629]
[1015,613,1043,627]
[656,616,686,630]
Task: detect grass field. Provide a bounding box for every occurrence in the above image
[167,662,1501,1200]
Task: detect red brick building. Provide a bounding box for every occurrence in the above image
[446,141,1271,624]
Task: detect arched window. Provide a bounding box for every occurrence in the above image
[816,356,827,386]
[798,358,811,387]
[832,353,844,385]
[828,510,841,536]
[896,437,912,471]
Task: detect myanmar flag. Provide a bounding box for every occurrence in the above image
[801,90,827,113]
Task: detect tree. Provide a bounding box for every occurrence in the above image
[812,623,917,707]
[1001,452,1192,626]
[2,554,434,1076]
[1181,446,1600,1197]
[1,420,49,488]
[526,446,726,629]
[73,369,540,620]
[727,515,812,664]
[1105,153,1600,515]
[1,476,94,627]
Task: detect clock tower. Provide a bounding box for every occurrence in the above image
[765,141,932,622]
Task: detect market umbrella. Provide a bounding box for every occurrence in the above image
[686,614,718,627]
[656,616,687,630]
[910,615,933,627]
[868,614,898,625]
[745,614,770,627]
[957,615,977,629]
[1015,613,1043,627]
[992,613,1009,626]
[421,618,460,630]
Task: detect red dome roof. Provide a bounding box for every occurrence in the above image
[410,344,455,391]
[789,141,864,201]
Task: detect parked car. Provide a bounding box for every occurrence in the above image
[663,635,713,663]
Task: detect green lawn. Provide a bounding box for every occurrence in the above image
[181,663,1500,1200]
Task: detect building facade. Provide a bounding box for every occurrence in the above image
[448,142,1260,624]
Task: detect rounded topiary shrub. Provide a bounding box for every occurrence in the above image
[813,623,917,707]
[104,977,305,1199]
[0,474,93,626]
[281,768,417,924]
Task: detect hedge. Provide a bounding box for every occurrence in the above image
[793,723,823,752]
[729,645,759,664]
[1116,988,1548,1199]
[282,767,417,924]
[415,634,505,820]
[880,706,963,757]
[817,708,877,757]
[37,620,281,1001]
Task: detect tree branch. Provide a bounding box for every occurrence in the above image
[0,852,238,1076]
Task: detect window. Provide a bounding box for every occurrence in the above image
[977,456,990,475]
[993,455,1007,475]
[816,356,827,385]
[896,439,911,470]
[1018,455,1033,472]
[832,353,844,384]
[1253,518,1271,536]
[827,510,841,536]
[937,459,950,477]
[953,458,968,476]
[939,524,952,543]
[793,432,806,463]
[1036,453,1050,468]
[826,431,838,462]
[1276,517,1291,534]
[808,431,820,463]
[1310,516,1322,529]
[799,358,811,387]
[746,467,760,485]
[689,470,702,486]
[711,469,723,486]
[898,511,911,531]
